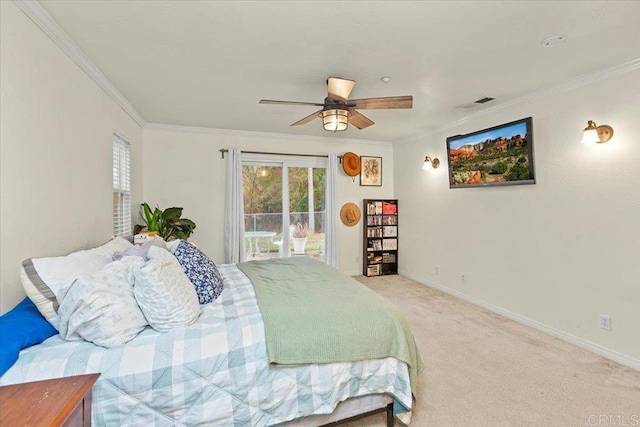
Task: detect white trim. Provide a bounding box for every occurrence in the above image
[243,159,326,168]
[396,57,640,144]
[145,123,393,146]
[399,269,640,372]
[14,0,146,127]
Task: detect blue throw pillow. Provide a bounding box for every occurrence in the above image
[0,298,58,376]
[174,241,223,304]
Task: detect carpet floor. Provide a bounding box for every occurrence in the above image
[343,275,640,427]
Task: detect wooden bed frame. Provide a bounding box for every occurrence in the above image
[281,394,394,427]
[320,403,394,427]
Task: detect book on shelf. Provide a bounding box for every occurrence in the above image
[368,253,383,264]
[382,252,396,263]
[367,201,383,215]
[367,239,382,251]
[382,202,397,215]
[383,226,397,237]
[367,216,382,225]
[367,227,383,238]
[367,264,381,276]
[382,215,397,225]
[382,238,397,250]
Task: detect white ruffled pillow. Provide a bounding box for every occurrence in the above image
[112,236,168,261]
[133,246,200,332]
[57,256,148,347]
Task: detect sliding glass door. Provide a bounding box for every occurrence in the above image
[242,160,327,262]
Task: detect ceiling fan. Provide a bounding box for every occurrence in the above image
[259,77,413,132]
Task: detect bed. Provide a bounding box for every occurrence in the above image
[0,240,422,426]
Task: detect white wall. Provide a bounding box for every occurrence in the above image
[394,68,640,365]
[0,2,144,314]
[3,0,635,369]
[142,127,394,275]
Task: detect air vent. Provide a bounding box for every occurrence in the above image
[456,103,481,110]
[474,97,495,104]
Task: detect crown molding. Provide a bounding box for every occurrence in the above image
[396,57,640,144]
[144,123,393,146]
[15,0,638,144]
[14,0,146,127]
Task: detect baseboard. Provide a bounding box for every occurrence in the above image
[399,269,640,372]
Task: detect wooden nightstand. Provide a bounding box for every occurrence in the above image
[0,373,100,426]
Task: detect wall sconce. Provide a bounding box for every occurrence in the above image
[423,156,440,171]
[581,120,614,145]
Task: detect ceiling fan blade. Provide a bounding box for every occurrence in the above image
[291,110,322,126]
[327,77,356,102]
[260,99,324,107]
[348,109,375,130]
[347,96,413,109]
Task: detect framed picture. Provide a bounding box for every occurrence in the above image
[446,116,535,188]
[360,156,382,186]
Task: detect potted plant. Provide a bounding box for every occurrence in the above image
[140,203,197,241]
[291,222,309,254]
[140,203,163,237]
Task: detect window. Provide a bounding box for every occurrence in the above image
[242,160,327,262]
[113,133,131,238]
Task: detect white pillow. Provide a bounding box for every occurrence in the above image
[133,246,200,332]
[112,236,168,261]
[165,239,182,254]
[21,237,133,328]
[57,257,148,347]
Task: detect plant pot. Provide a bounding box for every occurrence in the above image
[292,237,307,254]
[134,230,159,245]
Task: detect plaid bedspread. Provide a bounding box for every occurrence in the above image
[1,264,412,426]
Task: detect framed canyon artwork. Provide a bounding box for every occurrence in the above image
[446,117,535,188]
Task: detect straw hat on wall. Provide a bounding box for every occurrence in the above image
[342,152,361,177]
[340,203,361,227]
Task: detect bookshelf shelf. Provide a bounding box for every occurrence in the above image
[363,199,398,277]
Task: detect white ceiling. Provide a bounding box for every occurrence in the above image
[38,1,640,142]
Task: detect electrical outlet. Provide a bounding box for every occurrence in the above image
[435,265,440,274]
[460,273,466,283]
[599,315,611,331]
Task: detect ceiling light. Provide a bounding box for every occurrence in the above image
[541,34,567,48]
[322,109,349,132]
[381,76,391,83]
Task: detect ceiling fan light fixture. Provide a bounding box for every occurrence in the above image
[322,108,349,132]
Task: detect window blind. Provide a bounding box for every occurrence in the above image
[113,133,132,238]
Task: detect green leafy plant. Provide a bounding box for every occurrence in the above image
[141,203,163,232]
[140,203,196,241]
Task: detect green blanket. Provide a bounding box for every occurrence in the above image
[237,257,423,395]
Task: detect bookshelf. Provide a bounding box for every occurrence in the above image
[363,199,398,277]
